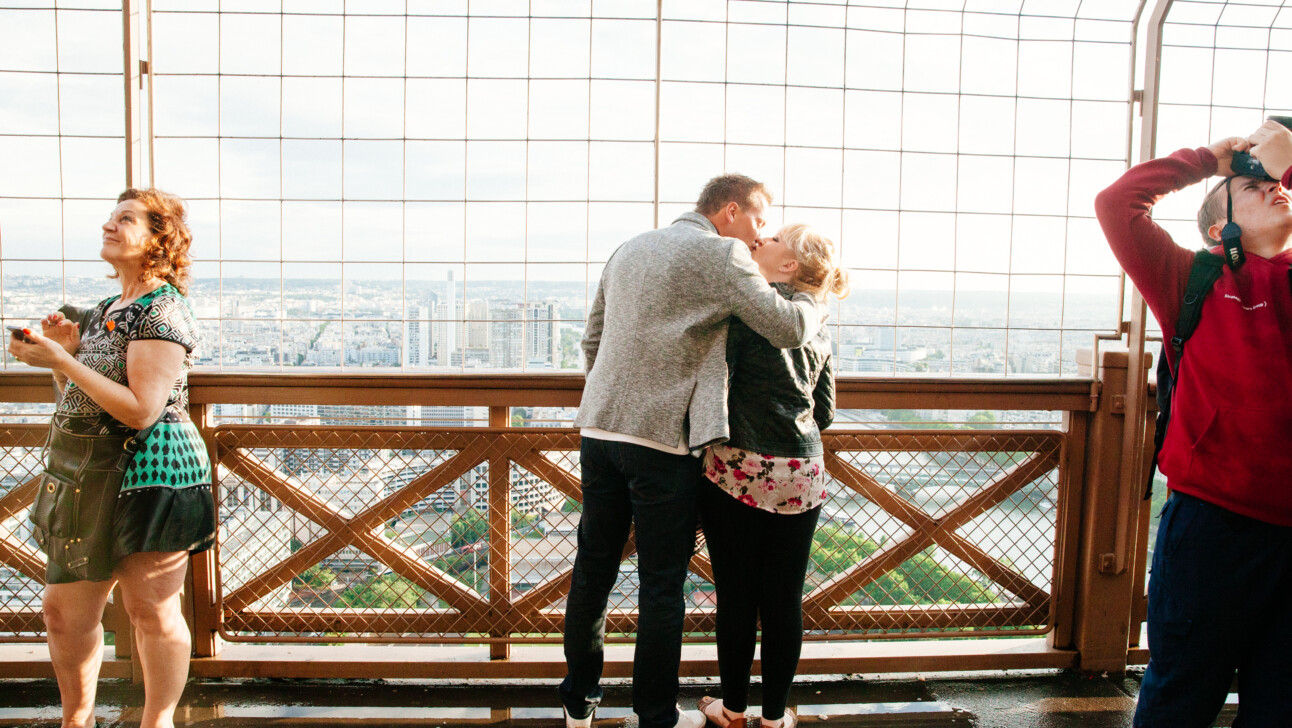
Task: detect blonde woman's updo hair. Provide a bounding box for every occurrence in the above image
[780,223,850,302]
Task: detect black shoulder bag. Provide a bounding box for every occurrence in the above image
[31,420,157,581]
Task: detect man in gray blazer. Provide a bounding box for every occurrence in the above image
[560,174,824,728]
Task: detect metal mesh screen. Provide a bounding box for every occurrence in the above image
[0,426,55,639]
[211,425,1060,642]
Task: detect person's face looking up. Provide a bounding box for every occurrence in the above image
[101,199,153,267]
[751,228,798,283]
[1219,177,1292,239]
[716,193,768,247]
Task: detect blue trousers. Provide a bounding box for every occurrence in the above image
[559,437,701,728]
[1135,492,1292,727]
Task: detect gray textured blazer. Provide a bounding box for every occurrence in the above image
[575,212,824,451]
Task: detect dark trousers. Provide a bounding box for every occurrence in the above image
[1134,492,1292,727]
[559,437,701,728]
[699,480,821,722]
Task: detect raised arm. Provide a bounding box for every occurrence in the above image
[724,242,823,349]
[1092,140,1244,336]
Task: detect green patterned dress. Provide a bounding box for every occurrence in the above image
[47,284,216,582]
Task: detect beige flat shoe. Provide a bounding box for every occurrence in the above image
[697,696,746,728]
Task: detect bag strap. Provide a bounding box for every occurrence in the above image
[1145,249,1225,499]
[1169,249,1225,366]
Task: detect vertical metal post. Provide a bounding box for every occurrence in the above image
[122,0,143,188]
[487,405,510,660]
[1048,409,1089,650]
[1103,0,1172,578]
[189,402,222,657]
[652,0,662,229]
[1072,349,1145,672]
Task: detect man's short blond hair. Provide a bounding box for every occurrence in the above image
[695,174,772,215]
[1197,177,1230,244]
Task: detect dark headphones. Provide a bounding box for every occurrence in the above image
[1220,176,1246,270]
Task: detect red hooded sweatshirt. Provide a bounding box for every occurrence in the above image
[1095,147,1292,526]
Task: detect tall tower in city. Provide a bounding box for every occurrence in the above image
[524,299,559,368]
[403,305,430,367]
[489,303,524,369]
[431,271,458,366]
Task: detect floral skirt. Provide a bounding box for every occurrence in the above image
[702,443,827,514]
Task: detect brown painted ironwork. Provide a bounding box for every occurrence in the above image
[0,371,1143,675]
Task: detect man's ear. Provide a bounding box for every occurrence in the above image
[724,201,740,222]
[1207,221,1226,243]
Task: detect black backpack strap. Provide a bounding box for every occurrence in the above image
[1145,249,1225,499]
[1169,250,1226,365]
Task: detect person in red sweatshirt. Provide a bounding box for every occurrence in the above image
[1094,124,1292,727]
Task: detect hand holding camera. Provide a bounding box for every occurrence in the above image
[1246,118,1292,182]
[1209,136,1253,178]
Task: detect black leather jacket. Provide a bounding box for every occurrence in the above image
[724,283,834,457]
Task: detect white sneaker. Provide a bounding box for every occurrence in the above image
[564,707,594,728]
[673,707,706,728]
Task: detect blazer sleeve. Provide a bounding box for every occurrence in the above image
[722,240,823,349]
[582,276,605,374]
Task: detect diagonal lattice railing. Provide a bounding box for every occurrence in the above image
[0,422,1064,643]
[0,424,54,639]
[204,425,1063,643]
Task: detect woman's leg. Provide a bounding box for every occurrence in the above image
[699,482,761,715]
[43,579,116,728]
[114,551,191,728]
[755,506,821,725]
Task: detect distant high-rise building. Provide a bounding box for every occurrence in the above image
[318,405,409,427]
[464,299,490,349]
[431,271,458,365]
[489,303,524,369]
[525,299,559,368]
[404,305,430,367]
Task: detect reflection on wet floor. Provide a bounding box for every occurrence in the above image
[0,670,1240,728]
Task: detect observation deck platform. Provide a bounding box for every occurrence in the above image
[0,668,1222,728]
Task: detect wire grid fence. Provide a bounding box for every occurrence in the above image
[0,1,127,367]
[132,1,1140,376]
[1141,0,1292,336]
[209,424,1062,643]
[0,425,56,639]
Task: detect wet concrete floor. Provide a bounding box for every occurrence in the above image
[0,669,1239,728]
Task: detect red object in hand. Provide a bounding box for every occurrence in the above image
[21,328,31,336]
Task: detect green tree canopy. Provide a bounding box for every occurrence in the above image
[451,508,489,548]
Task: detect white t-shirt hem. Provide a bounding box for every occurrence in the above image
[579,428,689,455]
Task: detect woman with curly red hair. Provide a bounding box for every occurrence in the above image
[8,188,214,728]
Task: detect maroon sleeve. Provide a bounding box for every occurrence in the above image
[1093,147,1215,344]
[1282,164,1292,191]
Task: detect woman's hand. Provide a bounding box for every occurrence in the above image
[8,328,75,372]
[41,312,80,357]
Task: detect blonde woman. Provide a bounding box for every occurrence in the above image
[696,224,849,728]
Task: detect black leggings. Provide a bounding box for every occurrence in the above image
[699,480,821,721]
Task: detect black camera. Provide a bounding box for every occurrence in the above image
[1230,115,1292,179]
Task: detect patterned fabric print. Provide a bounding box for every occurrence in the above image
[121,421,210,490]
[53,284,200,438]
[52,281,200,437]
[703,443,827,514]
